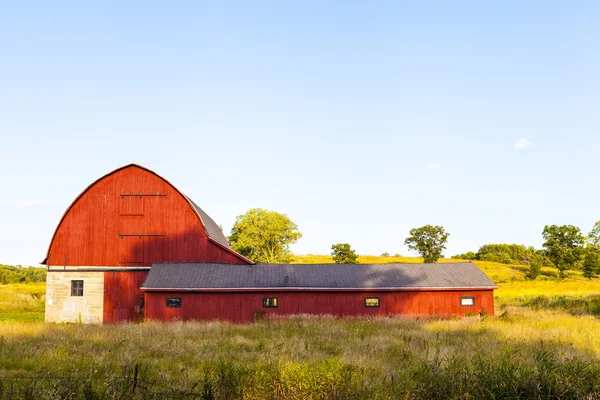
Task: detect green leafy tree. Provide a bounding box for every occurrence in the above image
[331,243,359,264]
[404,225,449,263]
[582,248,600,279]
[542,225,585,279]
[588,220,600,247]
[229,208,302,263]
[525,259,542,280]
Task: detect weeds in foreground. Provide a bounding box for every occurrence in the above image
[1,350,599,399]
[1,309,600,399]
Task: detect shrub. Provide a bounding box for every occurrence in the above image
[526,259,542,280]
[331,243,358,264]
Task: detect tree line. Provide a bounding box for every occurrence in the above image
[0,264,46,284]
[227,208,600,280]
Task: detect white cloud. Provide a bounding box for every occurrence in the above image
[515,138,533,150]
[10,200,49,207]
[427,163,442,169]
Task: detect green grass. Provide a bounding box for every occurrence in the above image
[1,259,600,398]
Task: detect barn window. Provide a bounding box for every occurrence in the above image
[262,297,278,308]
[460,296,475,306]
[166,298,182,308]
[71,280,84,296]
[364,297,380,307]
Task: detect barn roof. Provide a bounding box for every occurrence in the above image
[184,197,229,248]
[41,163,252,265]
[141,262,497,291]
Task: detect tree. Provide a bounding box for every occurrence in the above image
[525,259,542,280]
[588,220,600,247]
[228,208,302,263]
[582,248,600,279]
[404,225,449,263]
[331,243,358,264]
[542,225,585,279]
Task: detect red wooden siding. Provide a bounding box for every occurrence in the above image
[144,290,495,322]
[46,165,249,267]
[103,271,149,323]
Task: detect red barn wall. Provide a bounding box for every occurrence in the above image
[144,290,495,322]
[46,165,247,267]
[103,271,149,323]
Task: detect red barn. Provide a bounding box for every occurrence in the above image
[44,164,496,324]
[43,164,251,323]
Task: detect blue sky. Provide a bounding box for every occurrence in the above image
[1,1,599,266]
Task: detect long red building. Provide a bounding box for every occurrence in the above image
[44,164,496,323]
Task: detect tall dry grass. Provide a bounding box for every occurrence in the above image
[2,258,600,398]
[1,309,600,398]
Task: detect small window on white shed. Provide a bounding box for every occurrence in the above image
[71,280,83,296]
[460,296,475,306]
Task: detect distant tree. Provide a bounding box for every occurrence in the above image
[582,248,600,279]
[404,225,449,263]
[588,220,600,247]
[380,252,390,257]
[0,265,46,284]
[229,208,302,263]
[525,259,542,280]
[542,225,585,279]
[453,251,477,260]
[331,243,359,264]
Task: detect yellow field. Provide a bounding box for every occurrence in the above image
[0,281,45,322]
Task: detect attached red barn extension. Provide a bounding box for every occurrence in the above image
[43,164,497,324]
[144,290,495,322]
[141,263,497,322]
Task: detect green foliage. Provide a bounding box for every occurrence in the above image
[228,208,302,263]
[525,259,542,280]
[455,244,548,266]
[380,252,390,257]
[330,243,358,264]
[0,264,46,284]
[454,251,477,260]
[542,225,585,279]
[582,248,600,279]
[479,244,538,264]
[588,220,600,247]
[404,225,449,263]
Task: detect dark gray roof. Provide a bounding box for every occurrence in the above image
[184,196,230,248]
[141,262,497,290]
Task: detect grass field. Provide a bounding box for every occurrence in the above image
[0,281,45,323]
[1,256,599,399]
